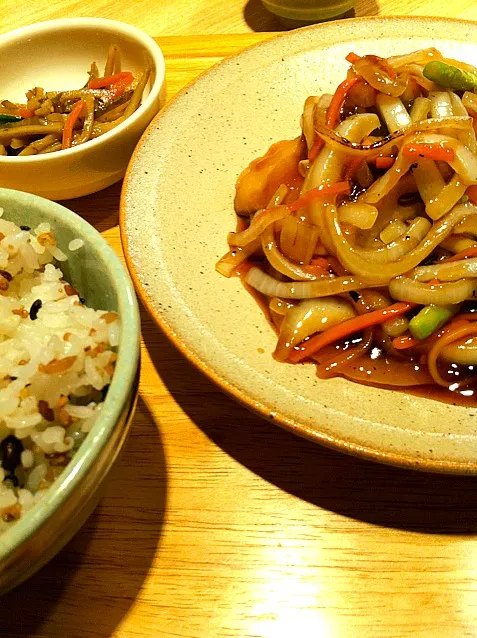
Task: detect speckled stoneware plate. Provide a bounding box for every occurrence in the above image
[121,17,477,474]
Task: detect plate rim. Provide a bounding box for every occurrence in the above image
[120,16,477,475]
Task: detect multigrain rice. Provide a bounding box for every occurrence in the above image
[0,211,119,532]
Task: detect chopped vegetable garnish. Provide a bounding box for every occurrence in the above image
[289,302,416,363]
[402,143,455,162]
[409,304,459,341]
[423,61,477,92]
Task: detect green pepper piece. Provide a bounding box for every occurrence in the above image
[0,114,22,124]
[409,304,460,341]
[423,61,477,92]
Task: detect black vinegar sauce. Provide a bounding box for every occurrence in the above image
[233,224,476,407]
[239,278,477,407]
[231,129,477,406]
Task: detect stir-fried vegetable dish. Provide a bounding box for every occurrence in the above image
[217,48,477,404]
[0,45,150,156]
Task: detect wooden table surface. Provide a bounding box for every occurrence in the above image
[2,5,477,638]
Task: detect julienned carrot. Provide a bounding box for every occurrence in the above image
[325,75,362,129]
[88,71,134,90]
[18,108,35,119]
[288,181,351,212]
[466,185,477,204]
[392,335,420,350]
[402,143,455,162]
[308,138,324,163]
[346,52,361,64]
[444,245,477,262]
[288,301,416,363]
[61,99,86,150]
[375,156,395,170]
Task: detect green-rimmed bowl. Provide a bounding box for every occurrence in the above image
[0,188,140,594]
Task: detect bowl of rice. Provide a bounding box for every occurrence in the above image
[0,187,140,593]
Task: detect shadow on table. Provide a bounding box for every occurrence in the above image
[244,0,380,32]
[143,325,477,536]
[0,396,166,638]
[61,181,123,233]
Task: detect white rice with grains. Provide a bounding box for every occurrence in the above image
[0,211,119,532]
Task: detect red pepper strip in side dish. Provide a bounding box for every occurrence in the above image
[375,156,395,170]
[288,181,351,212]
[346,52,361,64]
[402,143,455,163]
[61,99,86,150]
[17,108,36,119]
[325,75,362,129]
[88,71,134,90]
[288,301,416,363]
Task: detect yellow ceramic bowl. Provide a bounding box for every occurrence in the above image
[0,18,166,200]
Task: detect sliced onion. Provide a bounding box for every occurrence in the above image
[304,113,380,192]
[325,203,474,284]
[261,223,319,281]
[426,173,467,220]
[227,205,290,247]
[215,239,261,277]
[269,297,295,315]
[413,159,445,210]
[429,91,454,119]
[410,97,431,123]
[301,96,320,151]
[361,153,414,204]
[409,132,477,185]
[440,235,477,253]
[442,336,477,365]
[338,201,378,229]
[380,219,408,244]
[454,216,477,236]
[389,276,476,305]
[352,55,407,96]
[244,267,377,299]
[412,257,477,282]
[449,92,476,153]
[313,116,471,159]
[388,48,443,69]
[274,297,356,361]
[376,94,411,133]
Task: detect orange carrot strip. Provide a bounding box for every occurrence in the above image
[402,143,455,163]
[325,75,362,129]
[61,99,86,150]
[375,156,395,170]
[88,71,134,89]
[308,138,324,163]
[289,302,416,363]
[18,108,35,119]
[346,52,361,64]
[444,246,477,262]
[466,185,477,204]
[288,181,351,212]
[392,335,420,350]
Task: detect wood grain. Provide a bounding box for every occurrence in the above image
[1,28,477,638]
[0,0,476,37]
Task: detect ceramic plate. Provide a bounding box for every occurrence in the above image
[121,17,477,473]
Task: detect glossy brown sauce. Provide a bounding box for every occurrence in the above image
[237,274,476,407]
